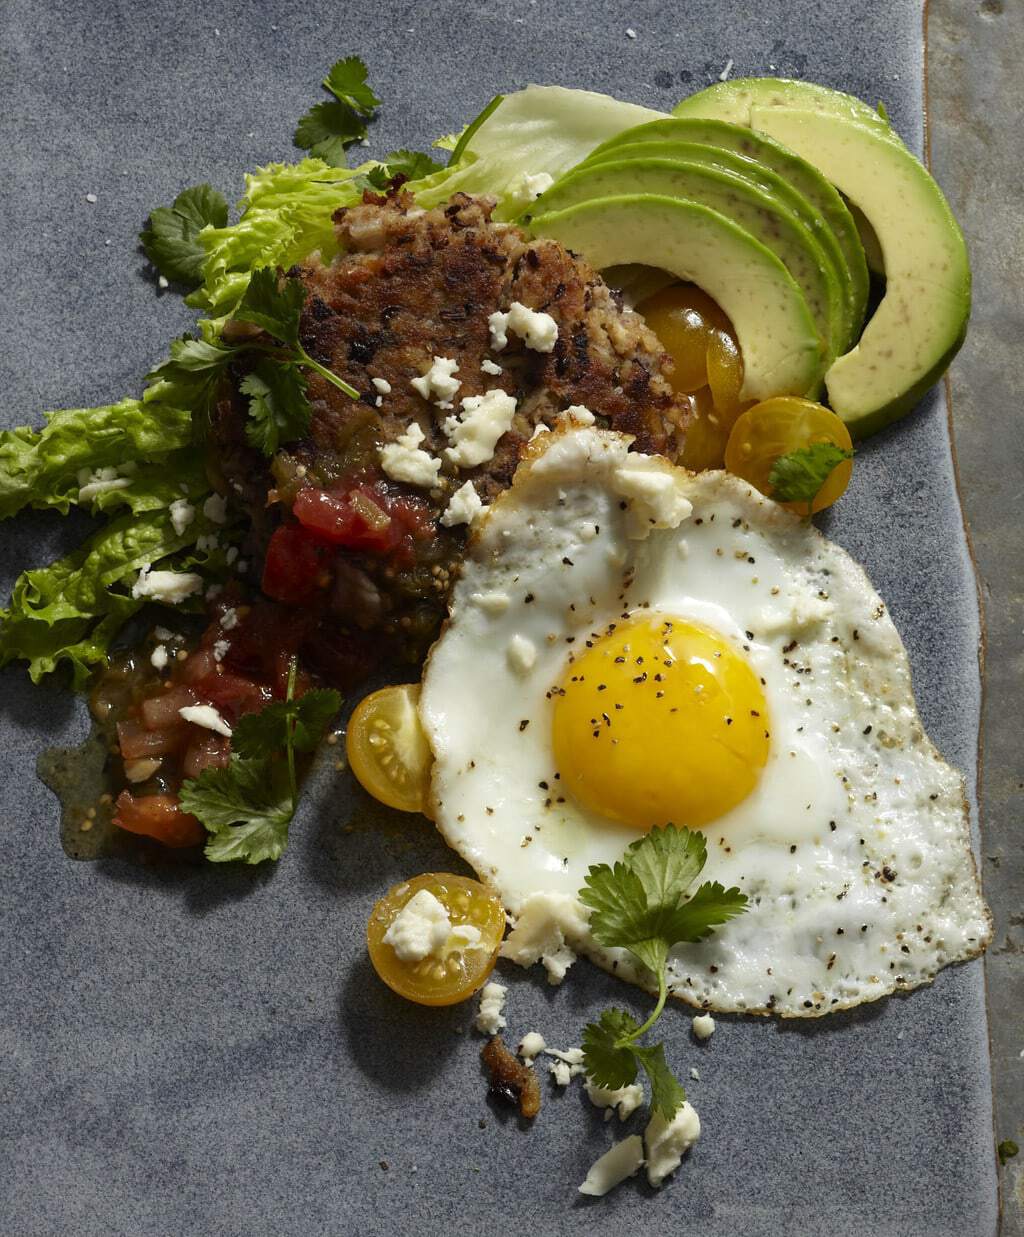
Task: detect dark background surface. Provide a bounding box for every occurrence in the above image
[0,1,1017,1233]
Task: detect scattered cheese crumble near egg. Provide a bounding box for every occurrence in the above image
[443,390,517,468]
[644,1102,701,1187]
[381,888,452,962]
[379,422,443,488]
[544,1047,586,1087]
[497,892,589,984]
[440,481,485,528]
[131,568,203,604]
[692,1013,716,1040]
[585,1078,645,1121]
[578,1135,646,1197]
[475,981,508,1035]
[518,1032,547,1062]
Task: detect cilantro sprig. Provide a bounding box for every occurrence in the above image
[579,825,747,1118]
[769,441,854,512]
[140,184,228,288]
[179,659,341,864]
[148,267,357,452]
[294,56,381,165]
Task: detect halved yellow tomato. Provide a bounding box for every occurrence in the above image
[346,683,432,813]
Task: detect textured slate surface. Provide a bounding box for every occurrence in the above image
[0,1,999,1234]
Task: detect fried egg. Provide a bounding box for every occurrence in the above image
[419,427,991,1016]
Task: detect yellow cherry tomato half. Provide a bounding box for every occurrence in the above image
[346,683,432,813]
[367,872,506,1006]
[680,387,731,472]
[724,397,854,514]
[638,283,733,395]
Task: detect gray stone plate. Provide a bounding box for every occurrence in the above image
[0,2,996,1234]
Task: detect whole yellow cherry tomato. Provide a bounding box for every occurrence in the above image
[725,397,854,514]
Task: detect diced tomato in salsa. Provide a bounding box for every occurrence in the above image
[292,482,435,565]
[262,525,330,604]
[112,792,205,848]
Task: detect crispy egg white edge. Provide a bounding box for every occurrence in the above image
[418,426,993,1017]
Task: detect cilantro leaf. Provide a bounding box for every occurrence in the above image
[577,826,749,1122]
[361,149,445,190]
[240,361,310,456]
[294,101,368,166]
[140,184,228,287]
[234,267,306,348]
[768,442,854,508]
[581,825,745,976]
[581,1008,641,1089]
[232,687,342,759]
[631,1042,689,1120]
[294,57,380,166]
[323,56,381,115]
[179,665,341,865]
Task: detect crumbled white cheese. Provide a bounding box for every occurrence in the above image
[169,498,195,537]
[626,27,638,38]
[375,395,383,408]
[530,423,551,440]
[644,1102,701,1187]
[506,634,537,674]
[612,463,693,539]
[220,607,239,631]
[480,358,503,376]
[77,465,132,502]
[518,1032,546,1062]
[371,377,392,395]
[411,356,461,405]
[154,627,172,640]
[196,533,220,553]
[578,1135,646,1197]
[489,302,559,353]
[499,892,589,984]
[440,480,484,528]
[179,704,233,737]
[470,591,511,615]
[379,422,443,488]
[212,639,230,662]
[692,1013,716,1041]
[225,546,239,566]
[475,981,508,1035]
[718,57,734,82]
[203,493,228,524]
[131,568,203,604]
[85,192,98,204]
[157,274,170,289]
[546,1047,586,1086]
[585,1079,645,1122]
[443,389,517,468]
[560,404,596,426]
[689,1068,701,1081]
[448,923,483,951]
[508,171,555,203]
[150,645,169,671]
[382,889,452,962]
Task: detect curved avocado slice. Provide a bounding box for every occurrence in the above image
[528,157,843,363]
[673,76,899,141]
[584,118,868,337]
[577,139,856,351]
[529,194,823,401]
[739,107,970,437]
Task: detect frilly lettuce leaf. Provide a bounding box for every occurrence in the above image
[187,158,366,318]
[0,503,232,689]
[0,399,194,520]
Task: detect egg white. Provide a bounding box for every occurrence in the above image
[419,428,991,1016]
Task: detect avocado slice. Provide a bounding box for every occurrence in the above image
[584,118,868,339]
[528,157,844,363]
[735,107,970,436]
[673,76,899,141]
[529,194,823,400]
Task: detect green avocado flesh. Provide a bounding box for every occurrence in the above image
[743,107,970,436]
[529,194,824,400]
[584,118,868,339]
[530,156,843,362]
[672,76,899,140]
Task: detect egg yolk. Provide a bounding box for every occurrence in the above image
[551,616,770,830]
